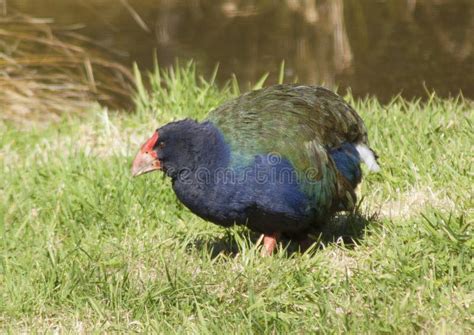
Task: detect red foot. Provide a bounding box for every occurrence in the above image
[261,233,280,256]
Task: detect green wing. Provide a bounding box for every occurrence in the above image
[207,84,368,213]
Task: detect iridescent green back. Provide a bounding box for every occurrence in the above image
[207,84,369,214]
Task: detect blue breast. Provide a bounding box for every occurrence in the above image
[172,150,314,234]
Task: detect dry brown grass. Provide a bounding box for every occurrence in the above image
[376,187,456,219]
[0,11,135,123]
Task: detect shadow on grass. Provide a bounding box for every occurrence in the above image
[189,211,379,258]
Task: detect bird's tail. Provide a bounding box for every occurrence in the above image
[355,143,380,172]
[330,142,380,212]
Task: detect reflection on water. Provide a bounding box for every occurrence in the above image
[8,0,474,101]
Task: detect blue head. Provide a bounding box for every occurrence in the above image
[131,119,229,180]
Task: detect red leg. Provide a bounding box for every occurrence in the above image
[261,233,280,256]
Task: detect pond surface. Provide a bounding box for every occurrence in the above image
[9,0,474,101]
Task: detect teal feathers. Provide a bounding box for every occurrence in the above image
[208,84,376,215]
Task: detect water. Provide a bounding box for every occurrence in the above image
[9,0,474,101]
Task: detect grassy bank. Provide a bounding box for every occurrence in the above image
[0,64,473,333]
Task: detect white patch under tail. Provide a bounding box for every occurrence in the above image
[355,144,380,172]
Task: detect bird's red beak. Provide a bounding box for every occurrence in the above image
[131,131,161,177]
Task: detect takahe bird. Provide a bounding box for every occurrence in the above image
[132,85,379,255]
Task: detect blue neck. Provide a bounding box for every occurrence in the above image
[163,121,231,181]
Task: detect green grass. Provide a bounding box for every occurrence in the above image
[1,63,473,333]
